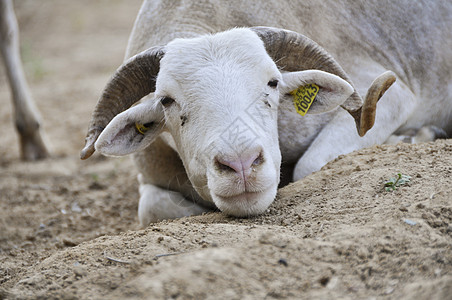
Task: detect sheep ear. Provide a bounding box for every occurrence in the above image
[94,100,164,156]
[280,70,354,115]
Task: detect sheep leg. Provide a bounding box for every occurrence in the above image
[134,137,212,226]
[385,125,448,144]
[293,78,418,180]
[0,0,49,160]
[138,174,210,226]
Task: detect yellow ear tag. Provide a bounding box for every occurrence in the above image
[135,122,150,135]
[290,83,319,116]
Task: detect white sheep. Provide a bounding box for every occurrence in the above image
[81,0,451,226]
[0,0,49,160]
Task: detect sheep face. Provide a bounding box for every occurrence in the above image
[154,29,282,216]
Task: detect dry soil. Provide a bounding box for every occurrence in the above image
[0,1,450,299]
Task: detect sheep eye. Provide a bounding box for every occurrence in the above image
[160,96,175,107]
[267,80,278,88]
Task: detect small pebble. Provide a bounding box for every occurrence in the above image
[403,219,417,226]
[278,258,288,267]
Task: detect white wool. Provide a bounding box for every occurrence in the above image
[93,1,452,226]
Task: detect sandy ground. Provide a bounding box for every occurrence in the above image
[0,1,451,299]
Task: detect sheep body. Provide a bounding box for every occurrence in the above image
[86,0,452,225]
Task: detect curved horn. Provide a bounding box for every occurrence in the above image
[355,71,396,135]
[251,26,395,136]
[80,46,165,160]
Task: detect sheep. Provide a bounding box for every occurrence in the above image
[0,0,49,161]
[81,0,451,226]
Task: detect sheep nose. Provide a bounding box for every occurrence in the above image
[215,150,263,179]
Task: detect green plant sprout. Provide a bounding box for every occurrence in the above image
[384,173,411,191]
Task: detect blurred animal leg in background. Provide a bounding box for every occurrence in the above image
[385,125,448,144]
[0,0,49,160]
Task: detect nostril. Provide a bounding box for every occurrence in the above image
[252,152,264,167]
[216,159,235,172]
[215,157,241,174]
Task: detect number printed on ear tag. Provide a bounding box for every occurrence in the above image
[290,83,319,116]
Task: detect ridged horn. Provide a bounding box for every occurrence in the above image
[80,46,165,160]
[251,26,396,136]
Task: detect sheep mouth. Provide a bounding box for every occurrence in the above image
[212,185,277,217]
[215,190,263,204]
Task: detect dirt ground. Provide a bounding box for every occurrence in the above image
[0,1,451,299]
